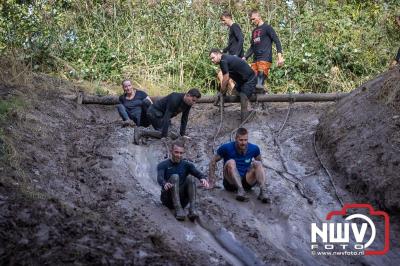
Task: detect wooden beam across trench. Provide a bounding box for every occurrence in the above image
[75,92,349,105]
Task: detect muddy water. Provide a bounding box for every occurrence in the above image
[96,102,399,265]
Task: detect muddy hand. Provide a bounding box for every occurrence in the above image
[200,178,209,189]
[164,182,173,190]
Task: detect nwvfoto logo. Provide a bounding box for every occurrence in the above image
[310,204,390,256]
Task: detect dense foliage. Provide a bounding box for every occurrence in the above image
[1,0,399,94]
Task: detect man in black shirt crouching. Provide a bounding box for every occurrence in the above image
[210,48,256,122]
[134,88,201,144]
[157,141,209,221]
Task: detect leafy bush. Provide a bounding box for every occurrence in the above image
[0,0,399,94]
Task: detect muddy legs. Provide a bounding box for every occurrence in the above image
[169,174,186,221]
[239,93,250,123]
[225,160,249,202]
[134,127,178,145]
[248,161,270,204]
[187,176,199,221]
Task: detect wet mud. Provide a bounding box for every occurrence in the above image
[0,71,399,265]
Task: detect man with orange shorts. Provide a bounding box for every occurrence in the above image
[243,10,285,93]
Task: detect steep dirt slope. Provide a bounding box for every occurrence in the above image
[316,67,400,213]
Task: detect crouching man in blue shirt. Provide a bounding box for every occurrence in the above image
[157,141,209,221]
[208,127,269,203]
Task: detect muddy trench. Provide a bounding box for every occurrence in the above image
[1,79,399,265]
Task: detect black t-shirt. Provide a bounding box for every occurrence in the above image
[220,54,255,84]
[223,23,244,57]
[157,159,206,189]
[396,47,400,62]
[118,90,148,112]
[245,23,283,62]
[152,92,191,137]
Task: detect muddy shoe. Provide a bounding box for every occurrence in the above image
[188,208,199,221]
[255,84,264,90]
[122,120,132,127]
[133,128,142,145]
[168,131,179,140]
[236,187,249,202]
[258,186,270,204]
[175,208,186,221]
[255,87,266,94]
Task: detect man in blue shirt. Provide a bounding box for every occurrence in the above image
[208,127,269,203]
[157,141,209,221]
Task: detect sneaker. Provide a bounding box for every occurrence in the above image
[258,187,270,204]
[122,120,131,127]
[175,208,186,221]
[236,187,249,202]
[188,208,199,221]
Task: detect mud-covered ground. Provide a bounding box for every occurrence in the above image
[317,67,400,213]
[0,72,399,265]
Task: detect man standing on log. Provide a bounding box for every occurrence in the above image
[158,141,209,221]
[134,88,201,144]
[117,79,153,127]
[208,127,269,203]
[216,11,245,97]
[210,48,256,122]
[243,10,284,93]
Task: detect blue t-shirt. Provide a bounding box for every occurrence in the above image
[217,142,261,177]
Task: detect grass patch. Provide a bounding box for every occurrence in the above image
[0,97,25,173]
[0,97,25,121]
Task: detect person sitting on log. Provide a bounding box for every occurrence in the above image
[157,141,209,221]
[133,88,201,144]
[117,79,153,127]
[208,127,270,203]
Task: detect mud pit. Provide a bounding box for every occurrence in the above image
[1,73,399,265]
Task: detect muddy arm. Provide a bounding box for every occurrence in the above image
[254,154,262,162]
[156,163,167,188]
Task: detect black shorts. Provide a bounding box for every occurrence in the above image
[223,177,254,192]
[235,75,256,97]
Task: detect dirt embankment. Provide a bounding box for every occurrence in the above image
[0,74,212,265]
[316,67,400,214]
[1,64,400,265]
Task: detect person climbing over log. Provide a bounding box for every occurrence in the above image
[215,11,245,101]
[117,79,153,127]
[157,141,209,221]
[208,127,270,203]
[134,88,201,144]
[209,48,256,122]
[243,10,284,93]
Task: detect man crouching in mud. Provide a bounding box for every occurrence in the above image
[157,141,209,221]
[208,127,269,203]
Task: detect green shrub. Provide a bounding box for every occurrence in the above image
[0,0,399,94]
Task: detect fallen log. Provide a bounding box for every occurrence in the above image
[73,92,349,105]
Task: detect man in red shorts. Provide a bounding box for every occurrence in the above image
[243,10,285,93]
